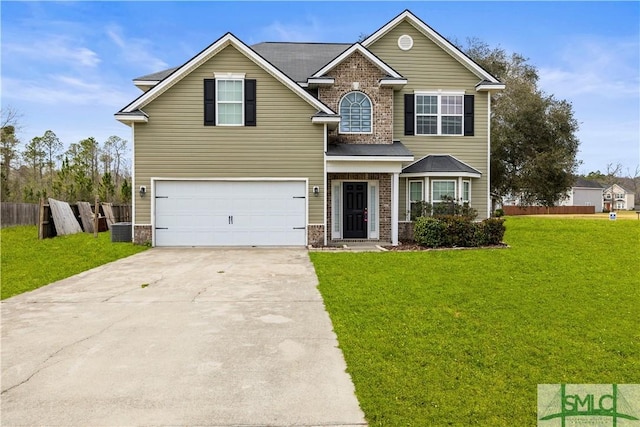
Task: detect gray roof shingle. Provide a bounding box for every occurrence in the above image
[326,141,413,157]
[573,177,604,189]
[251,42,351,82]
[133,43,351,84]
[134,67,180,81]
[403,155,481,175]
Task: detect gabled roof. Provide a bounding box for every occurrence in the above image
[310,43,404,80]
[573,177,604,189]
[604,183,631,193]
[117,33,336,119]
[362,10,502,85]
[133,67,179,83]
[251,42,350,83]
[402,155,481,177]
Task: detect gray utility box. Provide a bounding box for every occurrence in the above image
[111,222,132,242]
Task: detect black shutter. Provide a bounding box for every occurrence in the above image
[464,95,474,136]
[404,94,415,136]
[244,79,257,126]
[204,79,216,126]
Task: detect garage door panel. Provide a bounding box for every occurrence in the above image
[154,180,306,247]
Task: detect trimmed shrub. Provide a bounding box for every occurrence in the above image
[482,218,506,245]
[437,215,476,247]
[414,217,446,248]
[413,216,506,248]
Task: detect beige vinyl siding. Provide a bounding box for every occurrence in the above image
[368,21,490,218]
[134,45,324,224]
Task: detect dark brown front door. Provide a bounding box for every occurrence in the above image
[343,182,367,238]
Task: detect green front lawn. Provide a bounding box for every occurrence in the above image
[1,226,148,299]
[310,217,640,426]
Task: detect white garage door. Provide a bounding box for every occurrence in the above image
[154,180,306,247]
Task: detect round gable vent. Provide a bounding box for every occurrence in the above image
[398,34,414,51]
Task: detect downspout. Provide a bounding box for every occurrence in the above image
[131,122,136,239]
[391,172,399,245]
[487,92,492,218]
[323,123,328,247]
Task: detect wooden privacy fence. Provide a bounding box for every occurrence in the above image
[1,203,39,228]
[503,206,596,216]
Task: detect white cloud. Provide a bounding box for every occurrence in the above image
[2,75,135,108]
[538,36,639,99]
[3,36,101,68]
[106,24,169,72]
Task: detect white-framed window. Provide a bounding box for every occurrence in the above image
[462,180,471,202]
[415,92,463,135]
[605,193,612,199]
[369,184,377,234]
[216,79,244,125]
[432,180,456,202]
[614,193,625,199]
[339,92,372,134]
[333,183,341,235]
[616,201,625,209]
[409,180,423,219]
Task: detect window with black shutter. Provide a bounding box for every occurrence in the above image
[205,77,256,126]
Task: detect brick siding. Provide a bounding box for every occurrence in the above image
[319,51,394,145]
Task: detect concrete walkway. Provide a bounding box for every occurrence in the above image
[1,248,366,426]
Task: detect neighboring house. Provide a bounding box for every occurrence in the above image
[603,184,635,211]
[115,10,504,247]
[559,177,604,212]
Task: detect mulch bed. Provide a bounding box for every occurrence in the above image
[382,241,509,251]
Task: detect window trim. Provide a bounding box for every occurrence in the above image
[408,179,424,221]
[462,180,471,203]
[415,91,464,136]
[339,91,373,135]
[431,179,457,203]
[215,78,244,126]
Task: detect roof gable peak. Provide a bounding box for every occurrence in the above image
[311,43,403,79]
[118,32,335,118]
[362,9,501,84]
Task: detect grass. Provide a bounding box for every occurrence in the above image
[1,225,148,299]
[310,217,640,426]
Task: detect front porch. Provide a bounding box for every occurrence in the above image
[327,172,393,245]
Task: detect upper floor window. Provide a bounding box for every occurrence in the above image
[204,76,256,127]
[217,79,244,125]
[339,92,372,134]
[416,93,463,135]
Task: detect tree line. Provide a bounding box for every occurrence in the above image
[1,108,131,204]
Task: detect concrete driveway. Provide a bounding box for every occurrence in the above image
[1,248,366,426]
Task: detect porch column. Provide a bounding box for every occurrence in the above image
[391,172,399,245]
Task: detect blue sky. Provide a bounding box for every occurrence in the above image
[2,1,639,176]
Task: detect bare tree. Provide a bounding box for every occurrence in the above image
[108,136,128,190]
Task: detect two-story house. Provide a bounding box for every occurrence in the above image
[558,177,604,212]
[603,184,635,211]
[115,10,504,246]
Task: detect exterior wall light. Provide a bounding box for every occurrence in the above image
[139,186,146,198]
[313,186,320,196]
